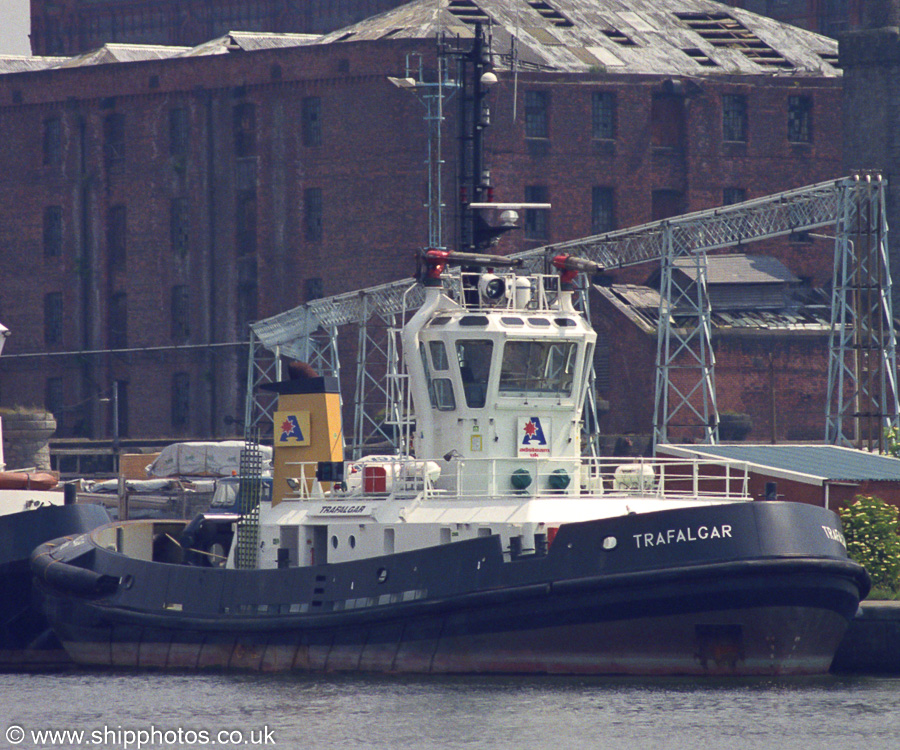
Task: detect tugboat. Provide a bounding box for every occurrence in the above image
[0,322,110,668]
[30,24,868,674]
[31,252,868,675]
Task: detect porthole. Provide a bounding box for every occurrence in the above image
[376,567,389,584]
[331,535,338,549]
[349,535,356,549]
[122,574,134,589]
[602,536,617,550]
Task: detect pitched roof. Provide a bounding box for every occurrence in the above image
[673,254,801,285]
[0,55,67,74]
[0,1,839,77]
[319,0,840,76]
[50,43,189,69]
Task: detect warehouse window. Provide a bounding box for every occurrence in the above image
[652,189,684,221]
[524,185,549,239]
[524,90,549,138]
[233,102,256,157]
[44,292,63,345]
[305,188,323,242]
[103,113,125,165]
[172,372,190,428]
[591,92,616,140]
[591,187,615,234]
[169,107,188,158]
[43,117,62,166]
[306,277,323,301]
[302,97,322,147]
[45,377,64,426]
[788,95,812,143]
[722,94,747,142]
[43,206,63,257]
[651,94,684,149]
[108,292,127,348]
[170,198,189,257]
[236,191,257,255]
[723,187,746,205]
[171,285,190,342]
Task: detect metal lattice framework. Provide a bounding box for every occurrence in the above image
[247,175,899,455]
[826,177,899,450]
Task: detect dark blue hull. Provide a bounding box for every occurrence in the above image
[1,502,110,668]
[32,501,869,675]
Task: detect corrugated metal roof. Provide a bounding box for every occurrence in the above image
[662,443,900,482]
[674,254,801,285]
[599,283,831,330]
[318,0,840,76]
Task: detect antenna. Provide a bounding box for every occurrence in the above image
[512,5,520,121]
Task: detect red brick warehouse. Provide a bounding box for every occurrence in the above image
[0,0,844,444]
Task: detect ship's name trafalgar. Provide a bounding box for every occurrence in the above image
[633,524,733,548]
[319,505,368,515]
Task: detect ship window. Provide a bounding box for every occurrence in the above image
[456,339,493,408]
[429,341,450,371]
[501,317,524,326]
[421,343,455,411]
[527,317,551,327]
[429,316,451,326]
[459,315,489,327]
[432,379,456,410]
[555,318,577,327]
[500,340,578,397]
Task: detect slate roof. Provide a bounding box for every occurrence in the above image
[0,1,839,77]
[0,55,67,74]
[50,43,189,69]
[661,443,900,483]
[319,0,840,76]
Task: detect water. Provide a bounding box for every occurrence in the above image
[2,671,899,750]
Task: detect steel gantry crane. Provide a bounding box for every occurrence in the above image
[246,174,899,457]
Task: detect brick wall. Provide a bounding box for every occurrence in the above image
[30,0,410,55]
[0,38,844,442]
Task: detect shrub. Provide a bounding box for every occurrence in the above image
[839,494,900,596]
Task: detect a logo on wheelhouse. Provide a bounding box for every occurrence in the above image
[518,417,550,458]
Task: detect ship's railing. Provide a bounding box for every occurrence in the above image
[280,456,751,502]
[440,456,751,501]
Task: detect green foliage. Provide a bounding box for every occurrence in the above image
[839,494,900,596]
[885,426,900,458]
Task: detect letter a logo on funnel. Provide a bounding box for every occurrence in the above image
[522,417,547,446]
[280,415,305,442]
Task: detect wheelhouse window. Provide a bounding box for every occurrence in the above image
[456,340,493,408]
[420,343,455,411]
[500,341,578,397]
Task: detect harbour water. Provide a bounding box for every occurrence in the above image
[2,671,900,750]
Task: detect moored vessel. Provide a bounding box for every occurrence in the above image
[31,255,868,675]
[0,322,110,669]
